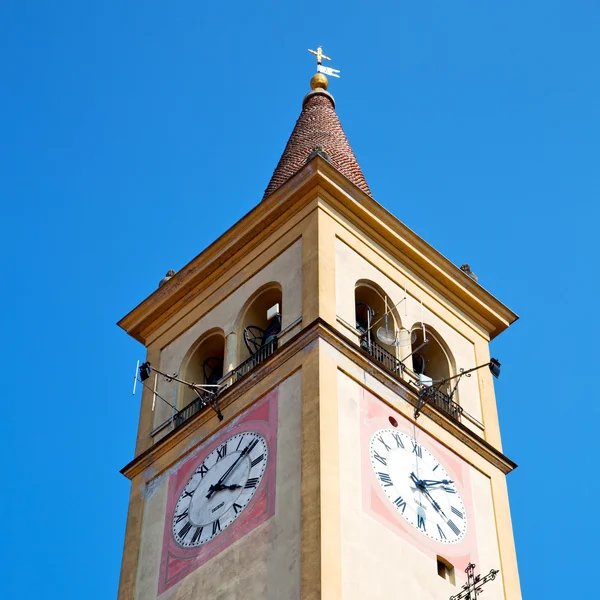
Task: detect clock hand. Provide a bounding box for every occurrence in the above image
[410,472,448,519]
[206,438,259,499]
[420,479,454,487]
[212,483,242,492]
[420,487,448,519]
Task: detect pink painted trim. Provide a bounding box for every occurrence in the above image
[157,390,279,595]
[359,387,479,578]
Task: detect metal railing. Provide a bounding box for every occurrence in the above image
[360,334,404,376]
[359,334,462,422]
[228,337,278,386]
[418,385,463,421]
[173,389,219,429]
[170,338,279,431]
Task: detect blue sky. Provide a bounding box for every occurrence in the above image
[1,1,598,598]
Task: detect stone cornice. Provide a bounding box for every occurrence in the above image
[118,157,517,345]
[121,318,516,482]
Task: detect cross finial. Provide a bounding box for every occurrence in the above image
[449,563,499,600]
[308,46,331,66]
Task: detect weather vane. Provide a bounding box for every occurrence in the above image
[449,563,499,600]
[308,46,331,66]
[308,46,340,78]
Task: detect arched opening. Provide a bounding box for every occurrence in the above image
[180,332,225,408]
[411,325,452,394]
[238,286,282,365]
[354,281,399,356]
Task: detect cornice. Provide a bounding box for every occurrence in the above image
[121,318,516,482]
[304,161,518,338]
[118,157,517,345]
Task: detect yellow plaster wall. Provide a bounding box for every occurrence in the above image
[118,171,520,599]
[152,239,303,430]
[132,371,303,600]
[334,237,483,428]
[335,368,515,600]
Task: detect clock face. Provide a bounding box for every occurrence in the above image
[172,431,268,548]
[369,428,467,544]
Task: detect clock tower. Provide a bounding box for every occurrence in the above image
[116,69,522,600]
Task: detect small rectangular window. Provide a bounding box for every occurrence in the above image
[437,556,456,585]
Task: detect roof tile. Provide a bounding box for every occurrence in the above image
[263,88,371,199]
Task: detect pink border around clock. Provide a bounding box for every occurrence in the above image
[359,387,479,575]
[157,390,278,595]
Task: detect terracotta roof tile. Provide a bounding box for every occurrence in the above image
[263,88,371,199]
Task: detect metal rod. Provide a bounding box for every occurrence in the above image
[132,359,139,395]
[435,361,491,385]
[147,365,222,393]
[136,377,177,411]
[363,295,407,334]
[400,339,429,365]
[152,373,157,411]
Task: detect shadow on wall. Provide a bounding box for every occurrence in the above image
[238,285,283,364]
[411,324,454,395]
[180,332,225,407]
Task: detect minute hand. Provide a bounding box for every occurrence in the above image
[421,487,448,519]
[410,472,448,519]
[206,438,259,499]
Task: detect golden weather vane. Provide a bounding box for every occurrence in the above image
[308,46,331,66]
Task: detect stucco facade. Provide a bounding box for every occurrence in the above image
[117,154,521,599]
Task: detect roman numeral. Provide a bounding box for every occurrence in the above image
[174,509,188,524]
[178,521,192,539]
[236,436,244,451]
[437,524,447,540]
[378,472,393,487]
[196,464,208,478]
[191,527,203,544]
[378,436,391,451]
[216,443,227,461]
[182,488,194,498]
[245,477,259,489]
[250,454,264,469]
[392,433,404,448]
[212,520,221,535]
[451,506,463,519]
[432,464,439,472]
[373,451,387,466]
[417,514,426,530]
[411,442,422,458]
[447,519,460,536]
[443,486,456,494]
[233,503,242,514]
[393,496,407,513]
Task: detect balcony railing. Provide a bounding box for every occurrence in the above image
[228,337,278,386]
[171,337,279,431]
[173,389,217,429]
[418,385,463,421]
[359,334,462,422]
[360,334,404,376]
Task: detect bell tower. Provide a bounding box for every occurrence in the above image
[117,63,521,600]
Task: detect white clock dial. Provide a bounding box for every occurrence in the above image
[369,428,467,544]
[172,431,268,548]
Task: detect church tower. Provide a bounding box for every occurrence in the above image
[117,60,521,600]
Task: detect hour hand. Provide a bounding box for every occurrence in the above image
[207,482,242,496]
[220,484,242,491]
[420,479,453,487]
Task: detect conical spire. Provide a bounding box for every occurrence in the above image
[263,73,371,199]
